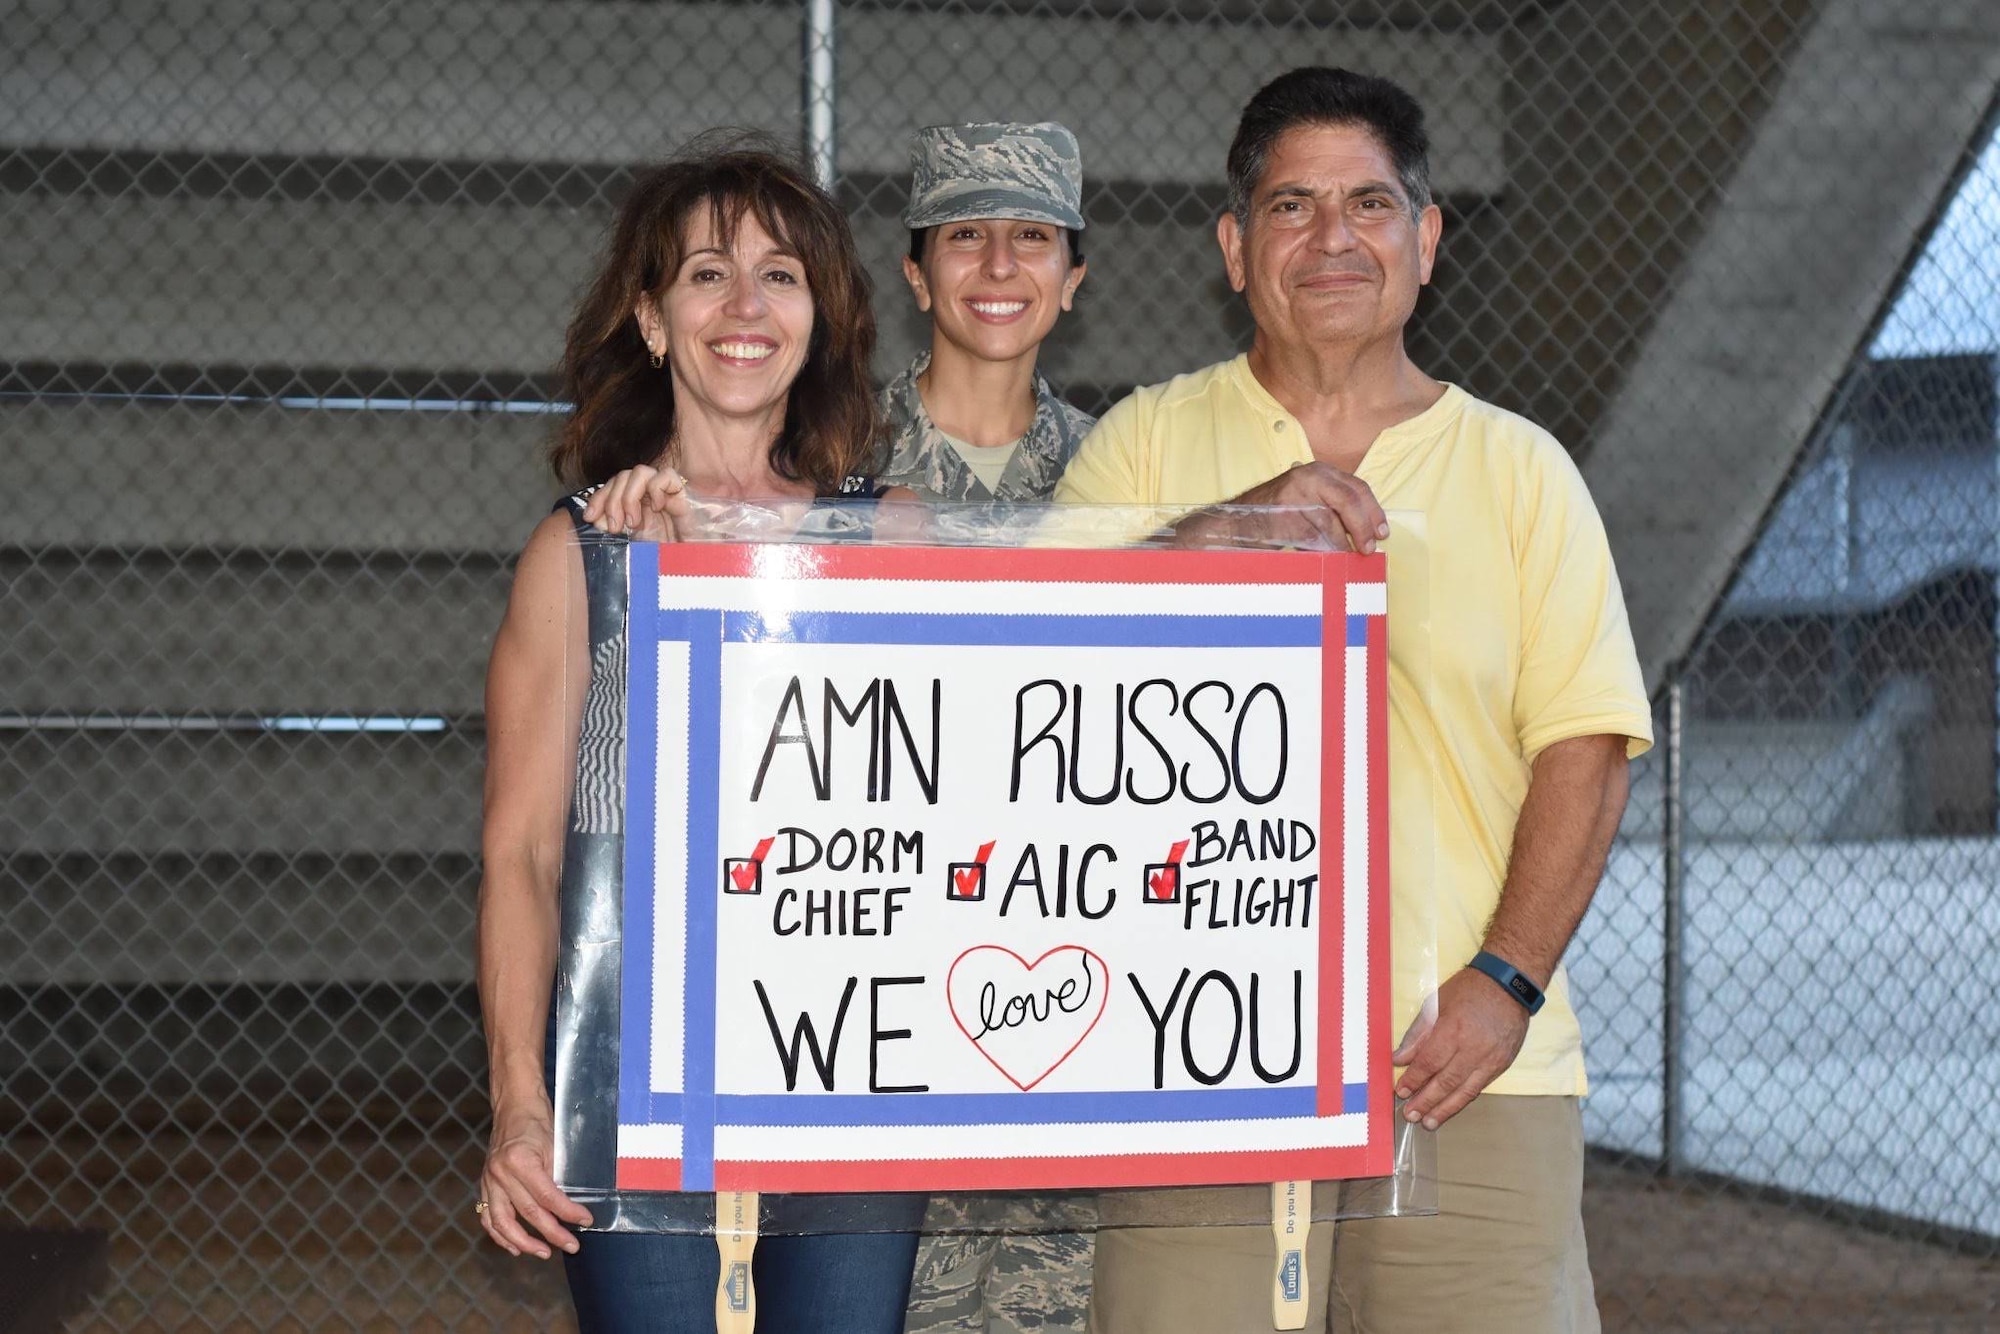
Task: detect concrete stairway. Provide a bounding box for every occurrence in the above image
[0,1,1508,1107]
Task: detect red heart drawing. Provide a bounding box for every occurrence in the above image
[946,945,1110,1091]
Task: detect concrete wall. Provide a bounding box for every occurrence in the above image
[1581,0,2000,687]
[3,400,557,551]
[0,853,477,985]
[1,0,801,165]
[0,193,1263,388]
[0,729,483,854]
[1471,0,1817,455]
[3,0,1504,189]
[0,1,1504,398]
[3,548,508,713]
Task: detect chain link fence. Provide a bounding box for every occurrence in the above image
[3,1,1996,1329]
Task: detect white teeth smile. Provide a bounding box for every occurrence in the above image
[968,301,1028,316]
[711,340,774,360]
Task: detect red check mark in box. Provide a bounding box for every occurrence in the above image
[1145,839,1190,904]
[947,841,996,902]
[722,836,775,895]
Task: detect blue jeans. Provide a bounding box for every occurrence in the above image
[564,1203,925,1334]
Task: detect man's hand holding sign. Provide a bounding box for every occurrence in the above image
[1391,731,1630,1131]
[1173,461,1390,556]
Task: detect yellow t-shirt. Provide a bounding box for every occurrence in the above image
[1054,355,1653,1095]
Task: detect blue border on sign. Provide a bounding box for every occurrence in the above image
[623,575,1359,1187]
[638,1086,1368,1126]
[721,610,1322,648]
[680,610,723,1190]
[617,543,659,1126]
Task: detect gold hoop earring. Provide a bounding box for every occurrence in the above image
[649,350,663,369]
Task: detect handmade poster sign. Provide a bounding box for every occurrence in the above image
[613,542,1390,1195]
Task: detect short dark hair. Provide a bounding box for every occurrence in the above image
[1225,67,1433,226]
[907,225,1086,269]
[552,131,880,492]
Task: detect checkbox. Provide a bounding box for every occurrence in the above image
[1144,863,1181,904]
[722,858,763,895]
[947,862,987,902]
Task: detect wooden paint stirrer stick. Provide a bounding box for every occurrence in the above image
[715,1190,759,1334]
[1270,1179,1308,1330]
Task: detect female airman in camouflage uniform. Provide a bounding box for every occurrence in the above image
[878,123,1094,512]
[890,123,1096,1334]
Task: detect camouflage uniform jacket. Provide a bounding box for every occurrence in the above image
[877,351,1096,503]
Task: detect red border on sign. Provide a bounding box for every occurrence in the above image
[618,1158,683,1191]
[616,1145,1380,1193]
[1318,558,1346,1118]
[712,1146,1376,1192]
[1366,605,1394,1150]
[657,542,1331,586]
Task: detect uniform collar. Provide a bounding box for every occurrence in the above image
[887,350,1080,502]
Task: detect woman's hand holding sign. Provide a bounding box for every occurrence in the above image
[479,1095,593,1260]
[582,463,696,542]
[1391,734,1631,1130]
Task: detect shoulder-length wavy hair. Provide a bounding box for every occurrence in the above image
[551,133,881,492]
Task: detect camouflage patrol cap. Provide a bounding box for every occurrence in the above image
[903,122,1086,233]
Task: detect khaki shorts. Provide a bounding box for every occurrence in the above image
[1088,1095,1597,1334]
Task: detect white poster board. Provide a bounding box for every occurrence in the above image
[612,543,1390,1193]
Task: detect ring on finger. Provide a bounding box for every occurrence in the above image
[475,1200,489,1216]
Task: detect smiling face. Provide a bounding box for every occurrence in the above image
[902,219,1085,368]
[635,206,815,434]
[1218,122,1440,357]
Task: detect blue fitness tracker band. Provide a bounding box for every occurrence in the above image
[1469,950,1546,1015]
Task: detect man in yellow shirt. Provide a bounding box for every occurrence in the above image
[1055,67,1653,1333]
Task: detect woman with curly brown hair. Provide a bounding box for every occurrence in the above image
[474,136,920,1333]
